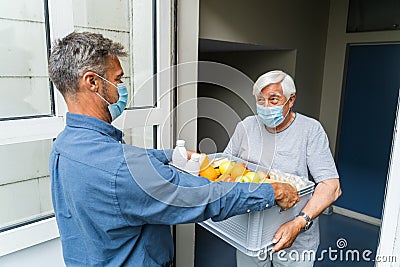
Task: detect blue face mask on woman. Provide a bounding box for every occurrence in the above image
[256,99,290,128]
[94,73,128,121]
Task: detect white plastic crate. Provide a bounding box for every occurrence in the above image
[198,153,315,257]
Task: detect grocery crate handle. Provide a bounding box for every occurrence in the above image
[298,187,314,197]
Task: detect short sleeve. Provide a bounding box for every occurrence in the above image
[306,124,339,183]
[224,121,245,156]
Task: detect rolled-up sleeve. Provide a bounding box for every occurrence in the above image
[306,124,339,183]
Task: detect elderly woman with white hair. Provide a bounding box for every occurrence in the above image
[224,70,342,267]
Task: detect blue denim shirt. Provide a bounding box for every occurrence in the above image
[50,113,275,266]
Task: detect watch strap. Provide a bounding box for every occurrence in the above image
[297,211,313,230]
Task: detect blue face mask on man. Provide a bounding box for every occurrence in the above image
[256,98,290,128]
[94,73,128,121]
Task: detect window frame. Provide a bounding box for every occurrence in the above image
[377,91,400,262]
[0,0,173,256]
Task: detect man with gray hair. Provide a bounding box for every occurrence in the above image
[225,70,342,266]
[48,32,299,267]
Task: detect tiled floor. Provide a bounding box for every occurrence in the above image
[315,213,380,267]
[195,213,380,267]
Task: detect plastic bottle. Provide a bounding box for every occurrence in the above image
[172,140,188,169]
[184,153,201,176]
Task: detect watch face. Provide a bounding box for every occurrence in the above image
[304,220,313,230]
[298,212,312,231]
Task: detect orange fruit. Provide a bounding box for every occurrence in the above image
[200,165,219,181]
[199,153,211,172]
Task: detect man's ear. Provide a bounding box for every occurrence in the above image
[82,71,98,92]
[289,94,296,108]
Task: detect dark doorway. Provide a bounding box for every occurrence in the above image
[335,43,400,218]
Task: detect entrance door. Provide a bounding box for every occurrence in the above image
[335,44,400,218]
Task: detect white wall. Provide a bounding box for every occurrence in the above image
[199,0,330,119]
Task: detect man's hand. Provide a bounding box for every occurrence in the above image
[270,178,341,252]
[271,216,305,252]
[270,183,299,210]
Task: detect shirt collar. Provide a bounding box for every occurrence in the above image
[65,112,123,142]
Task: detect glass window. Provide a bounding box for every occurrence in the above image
[72,0,156,109]
[123,125,156,148]
[131,0,156,108]
[0,0,52,119]
[0,0,54,231]
[0,140,53,230]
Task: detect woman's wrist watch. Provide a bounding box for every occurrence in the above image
[297,211,313,231]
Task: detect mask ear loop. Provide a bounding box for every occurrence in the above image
[94,72,134,109]
[283,97,292,116]
[95,91,111,105]
[92,73,115,106]
[93,73,118,88]
[282,96,292,119]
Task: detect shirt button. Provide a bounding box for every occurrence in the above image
[247,209,251,213]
